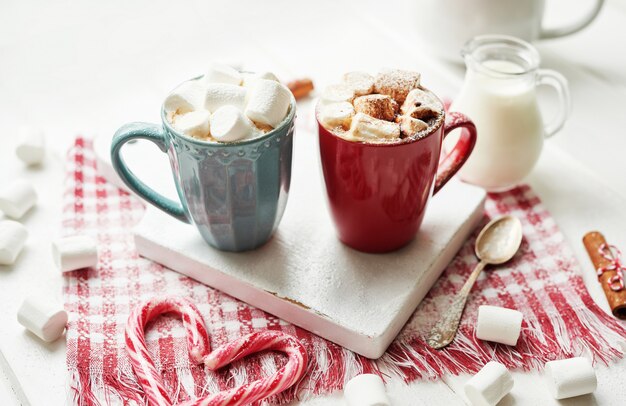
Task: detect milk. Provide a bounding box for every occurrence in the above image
[448,59,544,191]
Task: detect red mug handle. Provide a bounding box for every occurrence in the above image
[433,111,477,194]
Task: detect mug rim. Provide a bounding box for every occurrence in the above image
[315,89,445,148]
[161,76,297,148]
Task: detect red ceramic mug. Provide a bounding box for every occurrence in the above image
[317,101,477,253]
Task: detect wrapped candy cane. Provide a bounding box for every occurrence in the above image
[125,296,307,406]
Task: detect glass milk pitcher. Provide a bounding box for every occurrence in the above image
[449,35,570,191]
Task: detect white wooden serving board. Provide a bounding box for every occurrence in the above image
[129,127,486,358]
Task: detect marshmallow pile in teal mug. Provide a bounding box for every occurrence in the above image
[111,63,296,252]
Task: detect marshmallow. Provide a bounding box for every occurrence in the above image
[476,305,523,346]
[349,112,401,142]
[344,374,390,406]
[318,102,355,130]
[0,220,28,265]
[52,235,98,272]
[374,69,421,104]
[343,71,375,96]
[400,88,443,120]
[242,71,280,87]
[245,79,291,127]
[254,71,279,82]
[164,79,206,119]
[464,362,514,406]
[320,84,355,105]
[353,94,398,121]
[211,105,256,142]
[544,357,597,399]
[397,115,428,138]
[172,110,211,139]
[15,126,45,165]
[204,84,247,113]
[0,179,37,219]
[17,295,68,342]
[205,62,242,85]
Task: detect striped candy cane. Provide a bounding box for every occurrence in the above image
[125,297,308,406]
[182,331,308,406]
[125,297,210,406]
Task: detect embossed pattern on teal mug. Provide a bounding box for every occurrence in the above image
[111,87,296,252]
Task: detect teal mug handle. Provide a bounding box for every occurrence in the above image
[110,122,190,223]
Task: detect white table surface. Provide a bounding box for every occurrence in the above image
[1,0,626,405]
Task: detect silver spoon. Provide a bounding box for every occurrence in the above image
[427,215,523,349]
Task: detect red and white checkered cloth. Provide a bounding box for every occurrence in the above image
[64,137,625,405]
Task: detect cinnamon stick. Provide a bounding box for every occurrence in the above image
[287,78,314,100]
[582,231,626,319]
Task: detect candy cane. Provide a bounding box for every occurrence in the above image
[125,297,211,406]
[125,297,308,406]
[184,331,308,406]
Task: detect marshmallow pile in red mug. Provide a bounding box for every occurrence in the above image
[164,63,292,143]
[318,69,444,143]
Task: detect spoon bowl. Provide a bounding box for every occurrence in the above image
[475,215,523,265]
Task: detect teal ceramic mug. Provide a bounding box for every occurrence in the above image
[110,84,296,252]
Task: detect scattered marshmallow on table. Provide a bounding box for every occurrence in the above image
[52,235,98,272]
[245,79,292,127]
[15,126,45,165]
[172,110,211,139]
[344,374,390,406]
[17,295,68,342]
[205,62,242,85]
[476,305,523,346]
[0,220,28,265]
[544,357,597,399]
[0,179,37,219]
[211,105,256,142]
[163,79,206,119]
[204,83,247,113]
[464,361,514,406]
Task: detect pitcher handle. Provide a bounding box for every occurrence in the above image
[110,122,190,223]
[540,0,604,39]
[434,112,477,194]
[537,69,571,138]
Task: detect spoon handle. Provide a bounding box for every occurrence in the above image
[426,260,487,349]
